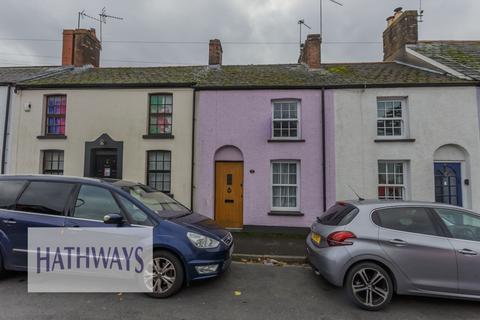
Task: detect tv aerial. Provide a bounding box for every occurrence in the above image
[76,8,124,44]
[319,0,343,37]
[418,0,425,23]
[298,19,312,49]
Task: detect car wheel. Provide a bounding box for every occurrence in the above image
[345,262,393,311]
[144,250,185,299]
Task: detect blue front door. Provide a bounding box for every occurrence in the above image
[434,162,462,207]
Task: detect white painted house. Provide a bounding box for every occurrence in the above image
[331,8,480,211]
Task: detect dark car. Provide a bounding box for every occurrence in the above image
[0,175,233,297]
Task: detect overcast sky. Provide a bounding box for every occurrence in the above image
[0,0,478,67]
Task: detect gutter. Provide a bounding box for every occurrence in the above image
[321,87,327,212]
[1,84,12,174]
[190,88,196,211]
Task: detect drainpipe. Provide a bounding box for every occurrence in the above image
[190,88,197,211]
[321,87,327,212]
[1,84,12,174]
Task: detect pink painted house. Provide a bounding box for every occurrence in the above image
[193,36,335,229]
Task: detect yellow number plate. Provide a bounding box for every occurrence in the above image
[311,233,321,244]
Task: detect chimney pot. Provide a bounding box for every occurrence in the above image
[62,28,101,67]
[298,34,322,69]
[209,39,223,65]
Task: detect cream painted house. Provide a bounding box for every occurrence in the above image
[10,67,200,208]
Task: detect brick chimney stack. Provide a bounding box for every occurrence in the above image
[62,28,101,67]
[383,8,418,61]
[298,34,321,69]
[209,39,223,65]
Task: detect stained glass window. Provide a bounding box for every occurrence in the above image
[149,94,173,135]
[45,95,66,135]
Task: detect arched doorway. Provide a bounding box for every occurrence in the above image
[214,146,244,229]
[433,144,468,207]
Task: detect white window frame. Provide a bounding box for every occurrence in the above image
[376,98,408,139]
[378,160,408,200]
[271,100,301,140]
[271,160,300,211]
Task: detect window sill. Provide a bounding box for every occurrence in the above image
[142,134,175,140]
[374,138,415,143]
[37,135,67,140]
[268,139,305,143]
[268,211,304,217]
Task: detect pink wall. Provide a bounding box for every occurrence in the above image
[194,89,335,228]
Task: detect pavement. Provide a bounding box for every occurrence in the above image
[1,262,480,320]
[231,231,307,258]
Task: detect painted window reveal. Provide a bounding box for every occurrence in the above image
[272,101,299,139]
[378,161,406,200]
[377,99,405,137]
[147,150,171,193]
[149,94,173,135]
[45,95,66,135]
[271,161,300,211]
[43,150,64,175]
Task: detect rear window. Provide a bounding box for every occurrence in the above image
[0,180,27,209]
[317,203,359,226]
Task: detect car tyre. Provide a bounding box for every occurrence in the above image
[144,250,184,299]
[345,262,393,311]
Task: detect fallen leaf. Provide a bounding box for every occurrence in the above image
[234,291,242,296]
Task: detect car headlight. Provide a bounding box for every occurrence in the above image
[187,232,220,249]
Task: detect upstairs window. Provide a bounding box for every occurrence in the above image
[272,101,300,139]
[45,95,66,135]
[42,150,64,175]
[377,99,406,138]
[149,94,173,135]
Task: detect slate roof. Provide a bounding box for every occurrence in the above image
[0,66,66,85]
[409,41,480,80]
[17,66,204,88]
[16,62,475,89]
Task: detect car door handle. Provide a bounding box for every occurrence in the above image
[2,219,16,225]
[458,249,478,256]
[389,239,408,246]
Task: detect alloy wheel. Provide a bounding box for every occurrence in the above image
[351,267,390,308]
[144,257,177,294]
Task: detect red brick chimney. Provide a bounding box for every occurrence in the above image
[209,39,223,65]
[383,8,418,61]
[298,34,321,69]
[62,28,101,67]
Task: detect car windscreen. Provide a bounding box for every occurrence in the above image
[121,184,190,214]
[317,203,359,226]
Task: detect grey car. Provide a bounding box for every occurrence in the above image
[306,200,480,310]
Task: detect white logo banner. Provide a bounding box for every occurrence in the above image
[28,228,153,293]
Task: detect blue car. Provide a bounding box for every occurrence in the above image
[0,175,233,298]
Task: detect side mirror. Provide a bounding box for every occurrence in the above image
[103,213,124,225]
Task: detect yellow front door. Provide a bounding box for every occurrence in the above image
[215,162,243,228]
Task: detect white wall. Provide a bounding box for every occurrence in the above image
[333,86,480,211]
[9,88,194,207]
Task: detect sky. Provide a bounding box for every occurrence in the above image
[0,0,478,67]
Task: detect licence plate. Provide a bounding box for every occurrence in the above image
[311,233,321,244]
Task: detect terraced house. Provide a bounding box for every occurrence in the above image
[6,9,480,229]
[10,29,198,208]
[192,32,480,229]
